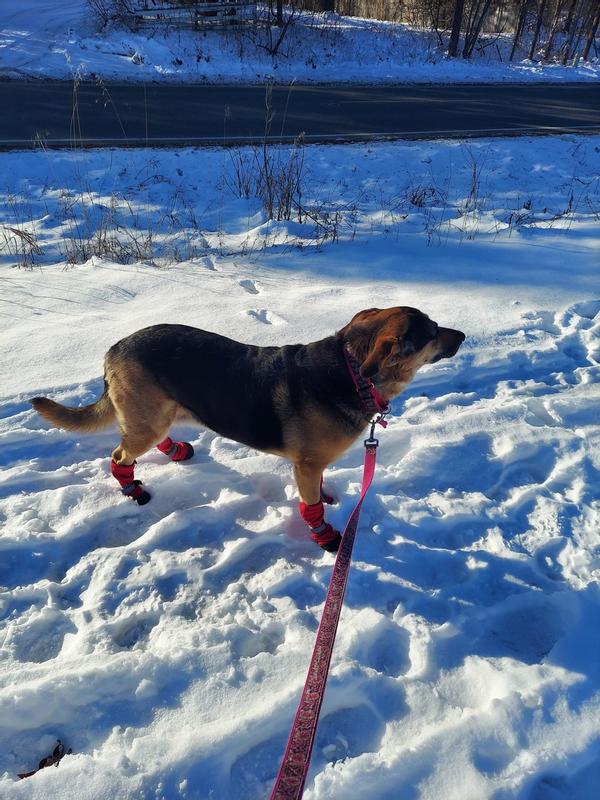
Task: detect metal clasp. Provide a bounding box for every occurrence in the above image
[364,413,387,447]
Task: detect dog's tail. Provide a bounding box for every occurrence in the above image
[30,386,115,432]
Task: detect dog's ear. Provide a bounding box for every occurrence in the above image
[360,337,394,379]
[360,334,415,379]
[342,309,405,378]
[339,308,381,335]
[341,308,424,378]
[339,308,381,352]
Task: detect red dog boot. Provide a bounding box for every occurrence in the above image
[111,460,151,505]
[156,437,194,462]
[299,500,342,553]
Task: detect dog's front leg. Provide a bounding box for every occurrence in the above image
[294,461,341,553]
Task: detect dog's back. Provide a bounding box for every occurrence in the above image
[107,324,291,452]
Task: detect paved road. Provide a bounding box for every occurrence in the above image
[0,82,599,147]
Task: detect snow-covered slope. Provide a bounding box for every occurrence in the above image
[0,136,599,798]
[0,1,598,83]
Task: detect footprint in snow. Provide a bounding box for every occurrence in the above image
[102,284,136,302]
[239,279,261,295]
[350,620,411,677]
[521,309,561,336]
[229,701,390,799]
[472,737,517,775]
[246,309,286,326]
[477,598,566,664]
[566,299,600,322]
[231,623,285,659]
[317,703,386,761]
[6,611,76,663]
[525,397,560,428]
[111,614,160,650]
[553,300,600,343]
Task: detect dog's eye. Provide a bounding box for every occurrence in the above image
[401,318,438,355]
[400,338,417,355]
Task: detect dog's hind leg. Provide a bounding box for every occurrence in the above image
[111,415,176,505]
[111,425,172,505]
[107,361,179,505]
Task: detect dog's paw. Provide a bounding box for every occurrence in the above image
[320,532,342,553]
[320,488,337,505]
[135,490,152,506]
[173,442,194,462]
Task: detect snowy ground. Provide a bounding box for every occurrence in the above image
[0,0,598,84]
[0,135,599,799]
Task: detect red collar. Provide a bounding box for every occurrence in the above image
[342,344,390,417]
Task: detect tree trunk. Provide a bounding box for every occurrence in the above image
[582,3,600,61]
[528,0,548,60]
[543,0,565,61]
[448,0,466,57]
[463,0,494,59]
[561,0,582,63]
[510,0,529,61]
[563,0,579,34]
[307,0,334,9]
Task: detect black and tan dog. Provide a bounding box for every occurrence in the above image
[31,307,464,552]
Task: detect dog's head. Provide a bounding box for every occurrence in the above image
[339,307,465,395]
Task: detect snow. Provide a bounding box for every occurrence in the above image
[1,134,599,798]
[0,0,598,84]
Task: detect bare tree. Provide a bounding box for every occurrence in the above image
[528,0,549,59]
[270,0,284,26]
[560,0,586,62]
[582,0,600,60]
[85,0,599,66]
[563,0,580,34]
[448,0,466,56]
[510,0,531,60]
[87,0,135,25]
[425,0,452,45]
[462,0,495,58]
[543,0,566,60]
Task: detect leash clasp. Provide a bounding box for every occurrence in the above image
[364,412,388,447]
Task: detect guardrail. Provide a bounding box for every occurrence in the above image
[129,1,257,28]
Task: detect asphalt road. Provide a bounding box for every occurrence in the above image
[0,81,599,147]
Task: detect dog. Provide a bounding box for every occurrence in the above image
[31,307,465,552]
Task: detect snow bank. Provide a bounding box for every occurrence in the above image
[0,1,598,83]
[0,136,599,798]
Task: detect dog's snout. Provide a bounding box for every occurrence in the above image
[451,329,466,347]
[430,327,465,362]
[444,328,465,358]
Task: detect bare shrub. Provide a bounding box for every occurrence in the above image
[56,184,203,266]
[0,225,43,269]
[461,146,485,213]
[407,184,447,208]
[225,85,306,222]
[227,136,305,221]
[86,0,135,26]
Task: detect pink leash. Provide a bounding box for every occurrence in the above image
[269,421,384,800]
